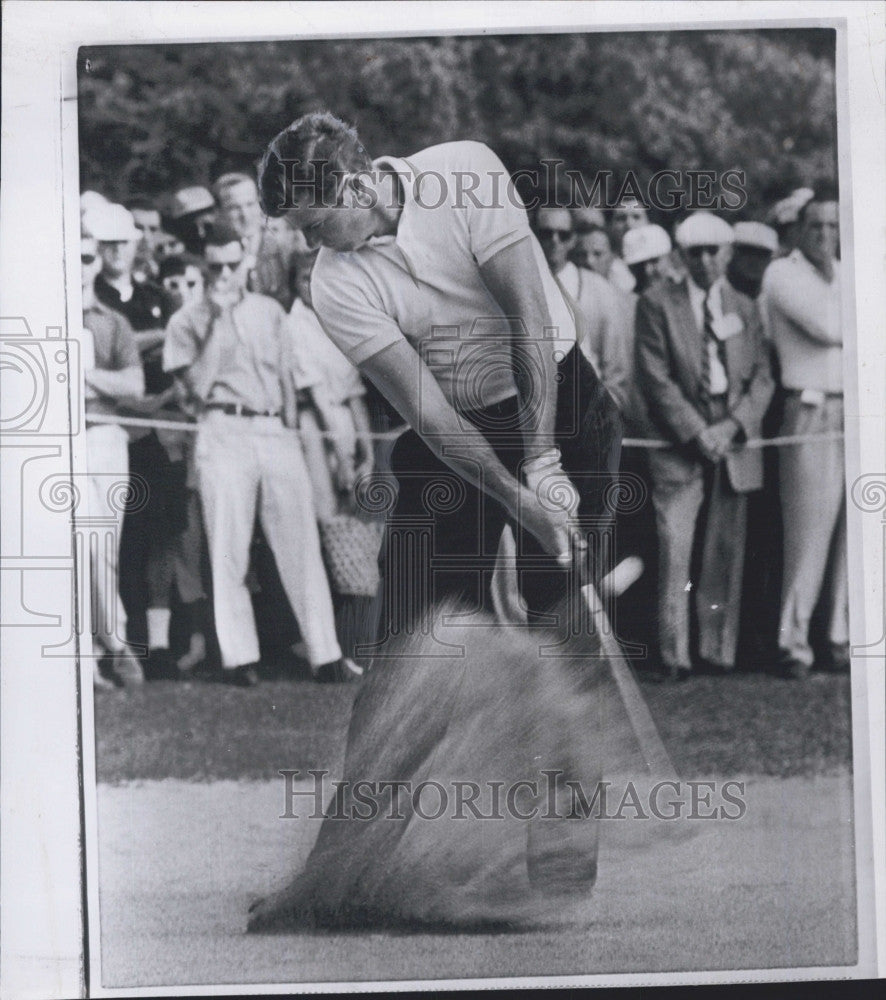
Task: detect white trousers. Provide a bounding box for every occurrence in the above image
[778,395,848,666]
[84,424,130,652]
[195,412,341,669]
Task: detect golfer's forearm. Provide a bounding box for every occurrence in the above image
[419,412,524,517]
[512,333,558,461]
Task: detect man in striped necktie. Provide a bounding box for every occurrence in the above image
[636,212,774,680]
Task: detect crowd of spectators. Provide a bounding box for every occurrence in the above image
[79,163,846,690]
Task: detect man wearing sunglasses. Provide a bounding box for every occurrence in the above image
[163,224,357,687]
[532,205,629,417]
[636,211,774,681]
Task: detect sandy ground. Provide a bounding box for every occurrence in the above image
[95,772,858,988]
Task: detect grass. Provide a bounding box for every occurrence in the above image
[94,665,851,783]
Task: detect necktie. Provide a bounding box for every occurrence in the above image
[700,292,726,413]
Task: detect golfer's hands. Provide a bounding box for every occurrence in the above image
[696,418,739,462]
[353,433,374,484]
[521,448,584,567]
[330,437,357,493]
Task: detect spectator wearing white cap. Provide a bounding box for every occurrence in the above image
[766,187,815,256]
[532,206,630,414]
[81,234,146,688]
[728,221,779,299]
[165,185,217,256]
[213,172,298,311]
[759,184,847,678]
[85,201,179,665]
[620,223,673,435]
[636,211,774,679]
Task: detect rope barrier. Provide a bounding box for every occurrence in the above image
[84,411,843,450]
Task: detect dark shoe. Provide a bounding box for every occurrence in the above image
[220,663,260,688]
[144,648,179,681]
[94,658,124,690]
[778,657,811,680]
[312,657,363,683]
[823,645,851,674]
[662,663,692,683]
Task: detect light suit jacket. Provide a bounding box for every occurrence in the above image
[635,275,774,493]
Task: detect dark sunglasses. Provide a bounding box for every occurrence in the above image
[685,244,721,258]
[537,228,574,242]
[207,259,243,275]
[81,254,96,265]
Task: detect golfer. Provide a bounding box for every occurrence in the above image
[258,113,621,633]
[248,112,620,931]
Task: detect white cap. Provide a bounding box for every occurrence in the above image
[82,203,141,242]
[621,224,673,265]
[732,221,779,253]
[767,187,815,226]
[168,185,215,219]
[674,211,735,248]
[80,190,109,215]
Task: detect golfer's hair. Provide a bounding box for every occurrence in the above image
[258,111,373,218]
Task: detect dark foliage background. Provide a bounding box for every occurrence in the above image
[78,28,837,217]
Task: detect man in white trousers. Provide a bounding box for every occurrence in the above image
[163,224,358,686]
[760,185,848,678]
[81,236,146,688]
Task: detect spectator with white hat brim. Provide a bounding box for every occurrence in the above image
[636,210,774,680]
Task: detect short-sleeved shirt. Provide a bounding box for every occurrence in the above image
[83,301,141,416]
[95,273,175,394]
[310,141,578,414]
[759,249,842,393]
[163,292,291,413]
[288,298,364,403]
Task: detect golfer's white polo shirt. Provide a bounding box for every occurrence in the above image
[311,141,577,414]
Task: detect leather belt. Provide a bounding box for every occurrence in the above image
[784,389,843,399]
[204,402,280,418]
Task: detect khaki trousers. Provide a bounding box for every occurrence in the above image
[777,395,848,666]
[195,412,341,669]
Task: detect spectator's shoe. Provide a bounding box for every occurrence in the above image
[144,647,179,681]
[662,663,692,683]
[220,663,260,688]
[778,656,811,680]
[93,660,123,690]
[176,632,206,673]
[312,658,364,684]
[108,647,145,686]
[822,644,851,674]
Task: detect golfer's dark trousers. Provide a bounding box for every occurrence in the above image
[376,346,623,639]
